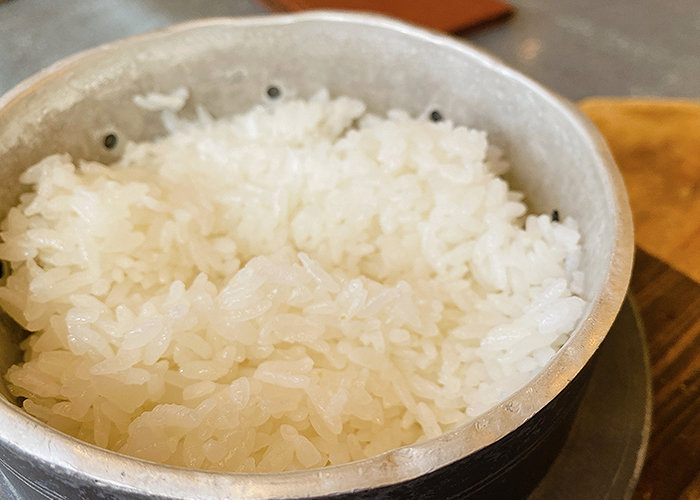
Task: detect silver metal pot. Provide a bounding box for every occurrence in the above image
[0,12,633,500]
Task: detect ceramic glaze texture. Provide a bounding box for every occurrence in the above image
[0,12,633,500]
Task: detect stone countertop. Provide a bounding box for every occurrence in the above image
[1,0,700,100]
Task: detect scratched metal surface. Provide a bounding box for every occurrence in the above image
[0,0,677,497]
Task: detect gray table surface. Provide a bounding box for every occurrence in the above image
[1,0,700,101]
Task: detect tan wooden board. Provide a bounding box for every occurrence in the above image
[580,99,700,282]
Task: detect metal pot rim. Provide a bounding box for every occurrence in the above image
[0,11,634,499]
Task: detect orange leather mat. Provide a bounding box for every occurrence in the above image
[258,0,514,33]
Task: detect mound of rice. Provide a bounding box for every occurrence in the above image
[0,89,585,472]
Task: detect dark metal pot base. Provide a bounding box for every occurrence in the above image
[0,297,650,500]
[529,296,651,500]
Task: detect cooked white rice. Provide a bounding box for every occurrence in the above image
[0,89,585,472]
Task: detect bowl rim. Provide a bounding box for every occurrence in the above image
[0,10,634,499]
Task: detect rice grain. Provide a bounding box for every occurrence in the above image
[1,91,586,472]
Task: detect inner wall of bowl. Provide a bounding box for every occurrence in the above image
[0,17,615,405]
